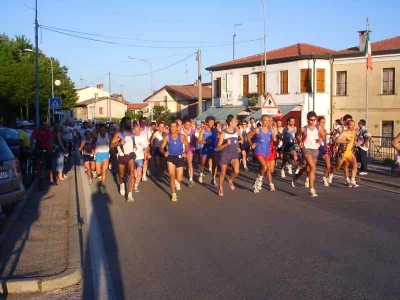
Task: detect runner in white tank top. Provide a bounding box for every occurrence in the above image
[93,124,110,193]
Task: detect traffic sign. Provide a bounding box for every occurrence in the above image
[261,93,278,116]
[49,98,62,110]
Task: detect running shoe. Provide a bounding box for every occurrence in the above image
[281,169,286,178]
[244,166,249,172]
[100,186,105,194]
[228,180,235,191]
[218,188,224,196]
[349,181,359,188]
[89,179,93,185]
[304,177,310,188]
[127,192,134,202]
[188,180,194,187]
[199,174,204,183]
[309,188,318,197]
[119,183,126,196]
[322,177,329,187]
[171,193,178,202]
[328,173,334,184]
[134,186,140,193]
[288,165,293,175]
[142,175,148,182]
[175,181,181,191]
[270,183,276,192]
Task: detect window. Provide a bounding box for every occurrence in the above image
[99,107,103,115]
[215,78,221,97]
[316,69,325,93]
[382,68,395,95]
[336,71,347,96]
[242,75,249,95]
[280,70,288,94]
[154,101,161,107]
[300,69,312,93]
[382,121,394,147]
[257,72,265,95]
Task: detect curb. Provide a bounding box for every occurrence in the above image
[0,160,83,295]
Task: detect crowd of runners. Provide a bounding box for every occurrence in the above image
[74,110,394,203]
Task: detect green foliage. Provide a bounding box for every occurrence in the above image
[125,110,142,121]
[0,33,78,125]
[151,106,174,125]
[248,98,258,107]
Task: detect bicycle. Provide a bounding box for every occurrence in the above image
[21,151,34,187]
[36,148,48,191]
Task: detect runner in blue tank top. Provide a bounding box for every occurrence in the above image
[197,116,218,185]
[159,121,189,202]
[247,115,278,193]
[216,116,242,196]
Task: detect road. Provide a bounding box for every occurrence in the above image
[6,164,400,299]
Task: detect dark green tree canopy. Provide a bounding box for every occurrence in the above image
[0,33,78,126]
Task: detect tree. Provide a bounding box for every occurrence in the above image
[0,33,78,125]
[151,106,174,124]
[125,110,142,121]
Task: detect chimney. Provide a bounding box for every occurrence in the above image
[96,84,104,90]
[358,30,368,52]
[95,93,98,101]
[118,94,123,102]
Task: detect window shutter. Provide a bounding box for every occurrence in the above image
[242,75,249,95]
[317,69,325,93]
[215,78,222,97]
[388,68,395,94]
[300,69,311,93]
[383,69,389,94]
[280,70,288,94]
[257,72,265,95]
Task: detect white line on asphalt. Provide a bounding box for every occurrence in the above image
[79,164,116,300]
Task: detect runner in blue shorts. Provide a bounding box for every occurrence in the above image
[197,116,218,185]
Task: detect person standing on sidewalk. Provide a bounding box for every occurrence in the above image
[357,119,371,175]
[159,121,189,202]
[92,124,110,193]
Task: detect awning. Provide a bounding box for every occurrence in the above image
[245,104,299,121]
[196,106,247,122]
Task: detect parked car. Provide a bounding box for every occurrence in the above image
[0,137,25,207]
[0,127,21,158]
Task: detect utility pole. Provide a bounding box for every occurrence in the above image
[109,71,112,121]
[233,23,242,60]
[34,0,39,127]
[197,49,202,117]
[261,0,267,97]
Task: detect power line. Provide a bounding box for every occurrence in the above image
[40,26,262,49]
[40,24,257,45]
[113,53,196,77]
[79,73,109,85]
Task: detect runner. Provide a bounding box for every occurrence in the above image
[292,111,326,197]
[216,116,241,196]
[111,117,137,202]
[159,121,189,202]
[197,116,218,185]
[194,120,203,168]
[92,123,110,193]
[328,120,359,187]
[133,124,151,193]
[138,117,152,182]
[275,119,284,163]
[79,130,96,184]
[182,117,196,187]
[317,117,331,187]
[239,120,250,171]
[150,121,167,179]
[391,132,400,176]
[281,117,298,177]
[247,115,278,193]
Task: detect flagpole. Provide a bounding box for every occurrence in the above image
[365,17,369,127]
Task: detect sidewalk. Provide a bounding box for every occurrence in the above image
[0,158,82,294]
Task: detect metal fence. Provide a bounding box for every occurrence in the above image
[368,136,397,166]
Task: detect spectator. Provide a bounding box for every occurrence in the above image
[18,120,31,164]
[357,119,371,175]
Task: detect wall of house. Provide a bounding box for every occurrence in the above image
[77,87,110,103]
[84,99,127,120]
[211,58,332,128]
[333,54,400,136]
[73,107,88,120]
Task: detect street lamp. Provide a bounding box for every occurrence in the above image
[260,0,267,97]
[233,23,242,60]
[128,56,153,119]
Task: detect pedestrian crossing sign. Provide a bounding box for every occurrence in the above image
[49,98,62,110]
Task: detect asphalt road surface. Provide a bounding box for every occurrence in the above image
[6,165,400,300]
[88,165,400,300]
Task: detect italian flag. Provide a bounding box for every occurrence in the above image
[364,32,373,70]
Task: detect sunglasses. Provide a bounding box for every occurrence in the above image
[308,118,316,121]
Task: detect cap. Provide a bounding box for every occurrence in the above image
[22,120,30,126]
[195,120,202,126]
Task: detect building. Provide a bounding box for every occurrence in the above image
[332,34,400,138]
[74,84,129,120]
[127,103,150,118]
[143,83,212,119]
[205,43,334,128]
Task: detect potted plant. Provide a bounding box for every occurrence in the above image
[245,92,259,107]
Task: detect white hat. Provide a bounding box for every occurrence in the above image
[22,120,30,126]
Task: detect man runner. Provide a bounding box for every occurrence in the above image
[159,121,189,202]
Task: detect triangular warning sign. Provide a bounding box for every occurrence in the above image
[261,93,277,109]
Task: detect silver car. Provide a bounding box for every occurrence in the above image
[0,136,26,207]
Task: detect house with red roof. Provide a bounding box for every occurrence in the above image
[142,82,212,119]
[332,32,400,137]
[205,42,334,127]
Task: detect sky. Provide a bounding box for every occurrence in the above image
[1,0,399,103]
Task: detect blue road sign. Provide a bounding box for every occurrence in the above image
[49,98,62,110]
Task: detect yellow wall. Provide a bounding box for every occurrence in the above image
[332,56,400,136]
